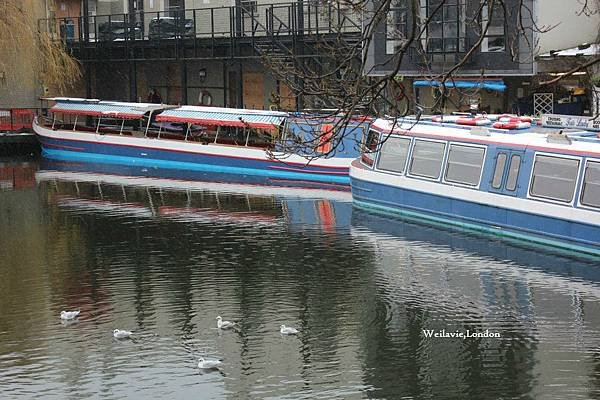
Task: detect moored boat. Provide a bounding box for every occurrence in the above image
[34,98,368,184]
[349,114,600,256]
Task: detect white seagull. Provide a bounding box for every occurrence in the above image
[216,316,236,330]
[280,325,299,335]
[113,329,133,339]
[60,310,80,320]
[198,357,222,370]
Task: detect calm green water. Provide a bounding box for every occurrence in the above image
[1,156,600,400]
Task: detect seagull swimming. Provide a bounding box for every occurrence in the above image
[113,329,133,339]
[60,310,80,320]
[198,357,222,370]
[216,316,236,330]
[280,325,299,335]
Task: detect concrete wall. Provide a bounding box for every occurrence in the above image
[536,0,600,54]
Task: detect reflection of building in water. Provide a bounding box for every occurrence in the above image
[350,210,600,399]
[0,161,37,191]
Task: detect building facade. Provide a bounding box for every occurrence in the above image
[363,0,599,115]
[41,0,361,111]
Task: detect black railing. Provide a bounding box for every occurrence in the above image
[39,2,361,45]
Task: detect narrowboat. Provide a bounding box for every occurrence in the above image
[34,98,368,185]
[349,114,600,256]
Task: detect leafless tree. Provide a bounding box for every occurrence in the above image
[262,0,600,159]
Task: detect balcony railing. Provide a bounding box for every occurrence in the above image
[39,2,362,45]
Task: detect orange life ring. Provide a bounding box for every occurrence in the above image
[456,117,491,126]
[432,115,462,123]
[492,121,531,130]
[498,116,532,123]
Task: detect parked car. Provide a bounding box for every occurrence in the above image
[148,16,194,39]
[98,20,142,41]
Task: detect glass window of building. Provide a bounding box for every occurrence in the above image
[481,3,506,52]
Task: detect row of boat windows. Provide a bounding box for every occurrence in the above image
[366,133,600,209]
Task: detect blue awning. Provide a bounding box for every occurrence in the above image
[413,80,507,92]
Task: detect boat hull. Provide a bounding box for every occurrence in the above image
[34,121,351,184]
[350,160,600,256]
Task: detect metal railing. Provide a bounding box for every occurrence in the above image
[38,2,362,45]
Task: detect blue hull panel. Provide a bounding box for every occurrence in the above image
[39,136,350,185]
[351,177,600,256]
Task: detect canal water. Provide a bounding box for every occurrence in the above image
[1,156,600,400]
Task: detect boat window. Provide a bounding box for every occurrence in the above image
[505,154,521,191]
[581,160,600,208]
[444,144,485,186]
[361,129,380,167]
[530,154,580,203]
[491,153,507,189]
[408,139,446,179]
[377,136,411,173]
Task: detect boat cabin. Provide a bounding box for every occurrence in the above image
[360,115,600,210]
[40,98,368,160]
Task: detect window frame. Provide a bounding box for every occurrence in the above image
[505,154,522,192]
[527,152,582,206]
[578,158,600,210]
[480,2,507,53]
[375,135,413,176]
[407,137,448,181]
[420,0,466,54]
[442,142,487,188]
[361,128,381,168]
[491,152,508,189]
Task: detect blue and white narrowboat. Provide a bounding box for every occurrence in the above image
[350,114,600,256]
[34,98,367,185]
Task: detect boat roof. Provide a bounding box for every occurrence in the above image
[371,115,600,157]
[48,98,170,119]
[156,105,288,129]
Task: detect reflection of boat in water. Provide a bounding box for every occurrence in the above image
[36,160,352,230]
[351,207,600,399]
[351,209,600,283]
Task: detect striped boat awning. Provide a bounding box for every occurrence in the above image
[51,100,165,119]
[156,106,288,130]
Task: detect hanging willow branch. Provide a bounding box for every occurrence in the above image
[0,0,81,92]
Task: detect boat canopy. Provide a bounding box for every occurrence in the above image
[156,106,288,130]
[413,80,507,92]
[49,98,167,119]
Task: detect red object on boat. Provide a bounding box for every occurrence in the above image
[456,117,491,126]
[316,123,334,153]
[492,121,531,130]
[498,116,533,123]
